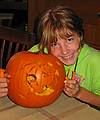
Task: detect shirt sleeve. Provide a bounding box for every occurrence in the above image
[28,44,39,53]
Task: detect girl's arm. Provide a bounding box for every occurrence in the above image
[64,80,100,107]
[76,87,100,107]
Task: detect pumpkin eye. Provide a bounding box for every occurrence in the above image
[26,74,36,84]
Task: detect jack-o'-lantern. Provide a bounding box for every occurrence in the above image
[6,51,65,108]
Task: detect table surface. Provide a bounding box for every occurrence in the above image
[0,93,99,120]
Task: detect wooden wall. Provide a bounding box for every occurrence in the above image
[28,0,100,49]
[84,18,100,49]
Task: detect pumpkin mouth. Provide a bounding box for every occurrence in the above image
[35,86,54,96]
[26,74,54,96]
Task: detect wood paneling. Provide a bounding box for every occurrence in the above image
[28,0,100,32]
[28,0,100,49]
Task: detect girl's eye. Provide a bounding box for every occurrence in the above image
[51,42,60,49]
[67,37,74,43]
[51,42,57,47]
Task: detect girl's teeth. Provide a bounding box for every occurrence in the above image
[64,54,74,59]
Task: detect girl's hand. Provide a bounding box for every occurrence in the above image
[63,79,80,98]
[0,69,10,97]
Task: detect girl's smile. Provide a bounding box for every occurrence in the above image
[57,49,79,65]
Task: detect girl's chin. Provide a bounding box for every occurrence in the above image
[62,60,76,65]
[64,62,74,65]
[58,56,77,65]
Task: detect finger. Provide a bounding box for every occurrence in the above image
[64,81,70,86]
[5,73,11,78]
[63,88,73,97]
[68,80,77,84]
[0,77,9,83]
[0,88,8,93]
[0,92,8,97]
[68,83,79,89]
[0,82,8,88]
[64,84,80,96]
[64,81,78,89]
[0,78,7,82]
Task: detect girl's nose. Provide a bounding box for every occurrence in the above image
[60,43,68,54]
[61,46,67,54]
[61,43,71,55]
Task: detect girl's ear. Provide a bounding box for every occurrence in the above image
[80,34,84,45]
[80,34,83,41]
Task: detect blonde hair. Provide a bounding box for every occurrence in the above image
[37,6,84,53]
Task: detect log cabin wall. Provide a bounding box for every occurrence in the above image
[28,0,100,49]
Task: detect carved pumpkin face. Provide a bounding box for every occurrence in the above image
[6,51,65,108]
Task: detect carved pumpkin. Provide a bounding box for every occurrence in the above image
[6,51,65,108]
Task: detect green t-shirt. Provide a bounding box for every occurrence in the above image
[29,44,100,96]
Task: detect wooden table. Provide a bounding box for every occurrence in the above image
[0,93,99,120]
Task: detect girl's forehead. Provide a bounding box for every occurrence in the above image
[55,28,76,39]
[66,29,75,35]
[56,28,75,35]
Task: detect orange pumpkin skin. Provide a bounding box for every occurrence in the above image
[6,51,65,108]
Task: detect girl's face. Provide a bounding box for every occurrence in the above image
[50,30,81,65]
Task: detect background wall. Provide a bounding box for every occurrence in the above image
[28,0,100,49]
